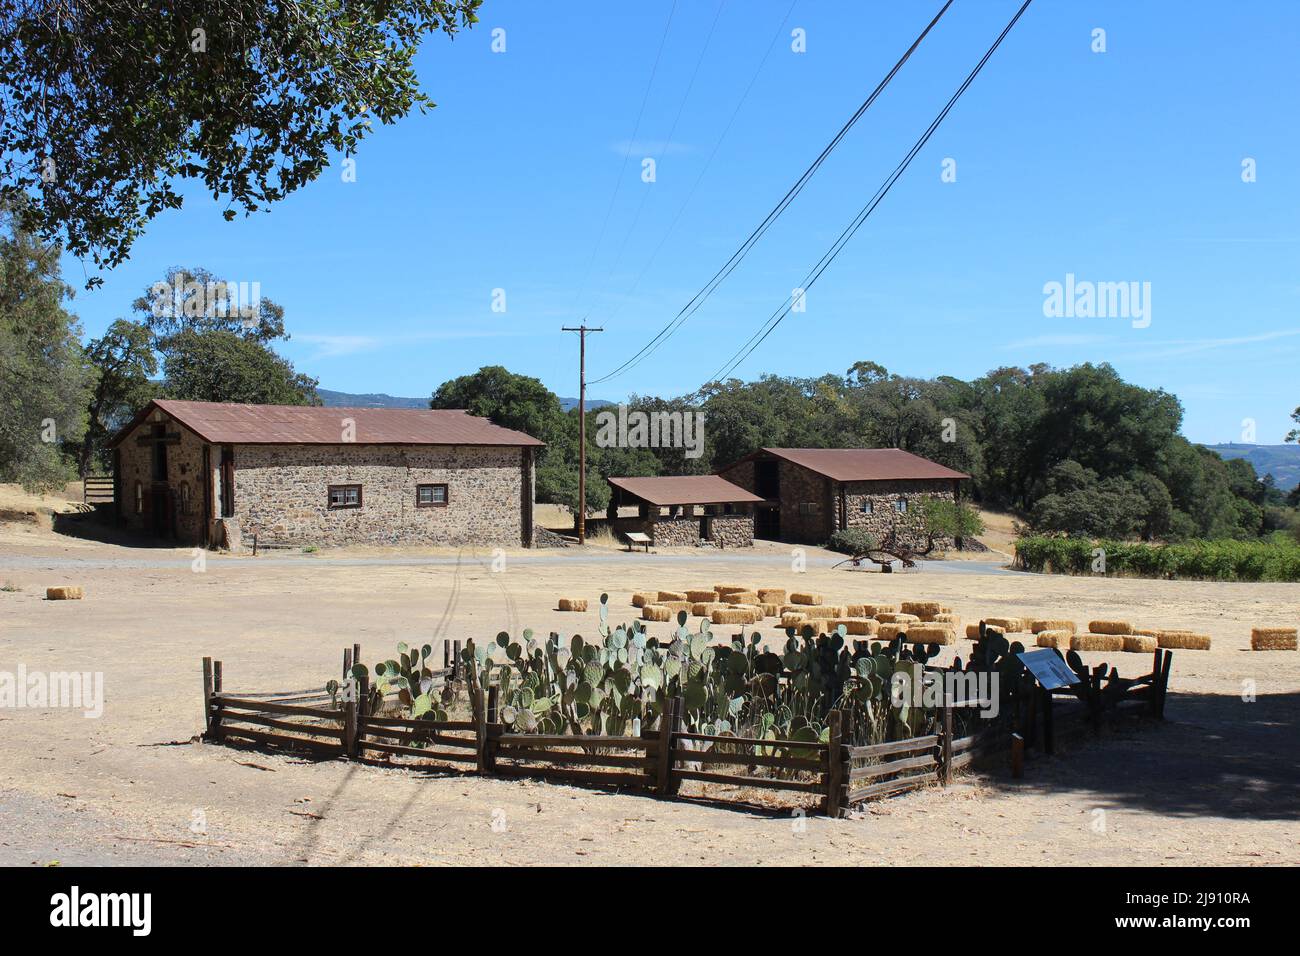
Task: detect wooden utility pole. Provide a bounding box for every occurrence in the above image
[562,324,603,543]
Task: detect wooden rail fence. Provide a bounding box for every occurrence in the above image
[199,646,1171,817]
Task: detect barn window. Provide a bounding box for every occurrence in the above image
[861,500,873,515]
[416,483,448,508]
[328,484,363,509]
[895,498,908,514]
[134,482,143,514]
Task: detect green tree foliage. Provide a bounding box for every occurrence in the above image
[79,319,159,475]
[920,498,985,542]
[0,0,481,278]
[430,366,566,447]
[0,205,95,489]
[162,329,318,405]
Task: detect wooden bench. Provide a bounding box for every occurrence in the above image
[624,531,652,553]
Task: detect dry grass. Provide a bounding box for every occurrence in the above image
[1036,630,1072,650]
[1029,619,1077,634]
[1250,627,1298,651]
[1157,631,1212,650]
[1072,633,1124,652]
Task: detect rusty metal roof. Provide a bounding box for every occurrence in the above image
[760,448,969,482]
[112,399,544,447]
[608,475,764,507]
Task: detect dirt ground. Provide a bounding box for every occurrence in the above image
[1,495,1297,866]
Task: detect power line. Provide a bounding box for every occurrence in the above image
[601,0,728,285]
[705,0,1035,386]
[597,0,797,330]
[588,0,955,386]
[569,1,680,317]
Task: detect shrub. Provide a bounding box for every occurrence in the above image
[827,528,878,555]
[1014,536,1300,582]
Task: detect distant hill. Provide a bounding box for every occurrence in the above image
[317,389,427,409]
[1204,443,1300,490]
[319,388,613,413]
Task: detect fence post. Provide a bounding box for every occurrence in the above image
[343,647,352,681]
[1041,686,1055,755]
[939,697,953,785]
[825,709,844,818]
[667,696,684,795]
[1010,732,1025,779]
[443,640,451,674]
[343,698,358,758]
[202,657,213,734]
[655,698,676,796]
[453,640,462,681]
[1158,650,1173,718]
[484,687,499,775]
[211,660,224,740]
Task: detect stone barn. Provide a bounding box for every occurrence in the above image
[717,447,969,546]
[108,399,543,549]
[605,475,762,548]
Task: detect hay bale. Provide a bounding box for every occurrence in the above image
[631,591,658,608]
[557,597,587,612]
[712,607,755,625]
[966,623,983,640]
[983,617,1023,632]
[832,618,880,636]
[662,600,693,614]
[1132,628,1159,637]
[901,600,942,618]
[1250,627,1298,651]
[933,612,960,624]
[1157,631,1212,651]
[780,612,809,628]
[795,618,831,635]
[878,623,910,641]
[1071,633,1124,652]
[723,590,760,605]
[876,612,920,624]
[906,624,956,645]
[939,606,953,614]
[657,590,688,603]
[714,584,753,596]
[726,603,764,623]
[1088,620,1133,635]
[686,589,720,603]
[1029,619,1076,635]
[691,601,726,617]
[1035,630,1072,650]
[862,603,897,617]
[789,592,823,606]
[803,605,846,620]
[1122,635,1158,653]
[757,588,787,605]
[844,603,867,618]
[760,602,782,618]
[642,604,672,622]
[45,586,83,601]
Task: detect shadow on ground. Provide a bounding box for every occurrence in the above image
[994,691,1300,821]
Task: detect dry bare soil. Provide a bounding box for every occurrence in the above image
[0,492,1296,866]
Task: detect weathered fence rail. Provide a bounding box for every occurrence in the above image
[199,645,1172,817]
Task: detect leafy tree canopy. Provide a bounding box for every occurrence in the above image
[0,0,481,280]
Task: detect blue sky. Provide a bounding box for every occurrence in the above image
[62,0,1300,445]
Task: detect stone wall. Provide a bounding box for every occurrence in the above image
[840,478,958,550]
[232,443,527,547]
[114,409,212,545]
[708,514,754,548]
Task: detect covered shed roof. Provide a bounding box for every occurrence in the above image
[749,447,969,482]
[109,399,544,448]
[607,475,764,507]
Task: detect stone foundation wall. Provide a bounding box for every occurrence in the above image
[232,443,526,547]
